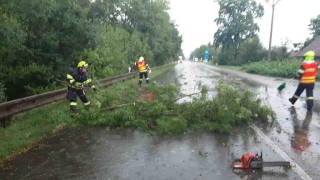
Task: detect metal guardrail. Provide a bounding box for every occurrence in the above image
[0,72,137,120]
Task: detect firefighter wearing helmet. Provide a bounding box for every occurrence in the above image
[135,56,150,85]
[289,51,318,110]
[66,60,97,114]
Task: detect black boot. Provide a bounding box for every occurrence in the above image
[289,97,297,105]
[70,108,78,118]
[307,99,313,111]
[70,105,77,113]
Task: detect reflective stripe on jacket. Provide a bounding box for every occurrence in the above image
[136,61,147,72]
[299,60,318,84]
[66,68,94,89]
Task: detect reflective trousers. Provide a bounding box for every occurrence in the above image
[290,83,314,110]
[139,71,149,85]
[66,87,90,112]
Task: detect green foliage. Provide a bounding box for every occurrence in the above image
[192,36,291,65]
[157,117,187,135]
[179,83,275,133]
[217,49,236,65]
[190,43,220,62]
[0,83,7,103]
[81,26,152,78]
[1,64,54,99]
[214,0,264,51]
[119,0,182,65]
[0,0,182,100]
[71,81,275,135]
[269,46,290,61]
[309,14,320,37]
[236,36,266,64]
[0,12,26,54]
[241,59,302,78]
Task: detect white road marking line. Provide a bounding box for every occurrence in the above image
[250,124,312,180]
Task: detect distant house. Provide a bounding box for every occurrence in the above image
[293,36,320,60]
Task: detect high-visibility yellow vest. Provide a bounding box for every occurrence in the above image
[136,61,147,72]
[300,61,318,84]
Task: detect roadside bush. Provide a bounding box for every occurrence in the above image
[237,36,266,64]
[156,117,187,135]
[241,59,301,78]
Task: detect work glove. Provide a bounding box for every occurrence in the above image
[84,78,92,85]
[74,82,83,88]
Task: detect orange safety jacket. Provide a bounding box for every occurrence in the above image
[136,61,148,72]
[299,61,318,84]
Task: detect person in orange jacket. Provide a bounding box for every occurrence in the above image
[289,51,318,110]
[135,56,150,86]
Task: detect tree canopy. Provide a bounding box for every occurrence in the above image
[213,0,263,51]
[0,0,182,101]
[309,14,320,38]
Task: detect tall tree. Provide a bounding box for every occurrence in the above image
[309,15,320,38]
[213,0,263,55]
[119,0,182,65]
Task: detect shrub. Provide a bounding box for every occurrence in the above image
[156,117,187,135]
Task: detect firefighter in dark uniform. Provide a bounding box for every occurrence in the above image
[66,61,97,113]
[135,56,150,85]
[289,51,318,110]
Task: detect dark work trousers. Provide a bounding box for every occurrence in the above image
[67,87,90,112]
[290,83,314,110]
[139,71,149,85]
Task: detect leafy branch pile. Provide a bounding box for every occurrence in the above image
[74,82,276,135]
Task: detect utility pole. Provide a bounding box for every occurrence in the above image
[267,0,281,60]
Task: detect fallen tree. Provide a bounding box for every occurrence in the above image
[73,82,276,135]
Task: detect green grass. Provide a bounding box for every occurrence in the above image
[0,101,69,160]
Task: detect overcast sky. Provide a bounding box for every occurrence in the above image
[168,0,320,57]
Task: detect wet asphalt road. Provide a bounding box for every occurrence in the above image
[1,61,320,180]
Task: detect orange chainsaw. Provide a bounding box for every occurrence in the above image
[232,152,290,169]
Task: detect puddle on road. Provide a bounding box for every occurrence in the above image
[0,127,295,180]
